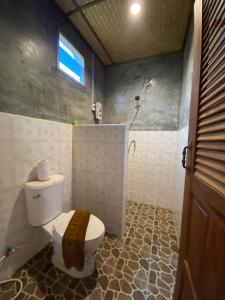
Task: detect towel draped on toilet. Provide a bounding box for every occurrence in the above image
[62,209,90,271]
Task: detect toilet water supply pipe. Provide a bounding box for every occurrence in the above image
[0,228,38,299]
[91,52,95,112]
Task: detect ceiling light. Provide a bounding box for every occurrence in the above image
[130,2,142,15]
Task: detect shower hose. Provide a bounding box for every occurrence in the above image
[0,229,37,299]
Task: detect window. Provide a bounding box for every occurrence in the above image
[58,33,85,85]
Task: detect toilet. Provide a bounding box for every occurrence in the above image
[24,174,105,278]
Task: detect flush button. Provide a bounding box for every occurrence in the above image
[32,194,41,199]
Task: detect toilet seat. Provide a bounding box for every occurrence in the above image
[43,210,105,243]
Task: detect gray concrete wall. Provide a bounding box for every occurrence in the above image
[0,0,105,124]
[104,53,183,130]
[179,19,194,129]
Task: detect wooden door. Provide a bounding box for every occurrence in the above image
[174,0,225,300]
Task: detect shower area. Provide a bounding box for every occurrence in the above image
[103,25,193,238]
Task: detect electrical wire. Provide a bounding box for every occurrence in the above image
[0,278,23,300]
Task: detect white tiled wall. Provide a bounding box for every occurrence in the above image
[0,110,186,278]
[128,131,178,208]
[73,125,128,237]
[0,112,72,279]
[127,130,187,238]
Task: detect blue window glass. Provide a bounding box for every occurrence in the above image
[58,33,85,85]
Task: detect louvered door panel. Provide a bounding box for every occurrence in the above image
[195,0,225,196]
[175,0,225,299]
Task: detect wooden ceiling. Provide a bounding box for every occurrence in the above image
[55,0,193,65]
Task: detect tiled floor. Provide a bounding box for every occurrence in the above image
[0,201,179,300]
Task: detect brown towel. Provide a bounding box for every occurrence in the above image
[62,209,90,271]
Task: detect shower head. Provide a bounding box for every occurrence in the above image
[135,95,140,101]
[130,95,141,130]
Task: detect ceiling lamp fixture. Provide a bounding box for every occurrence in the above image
[130,2,142,15]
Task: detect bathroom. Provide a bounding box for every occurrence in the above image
[1,0,224,299]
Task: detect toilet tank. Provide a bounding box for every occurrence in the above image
[24,175,64,226]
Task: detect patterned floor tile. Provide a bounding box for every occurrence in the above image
[123,220,132,236]
[0,280,21,300]
[132,214,154,226]
[154,208,174,221]
[153,221,177,236]
[147,284,173,300]
[126,200,139,212]
[124,237,152,257]
[149,255,176,292]
[126,223,152,249]
[107,269,148,300]
[0,201,179,300]
[85,284,106,300]
[151,239,178,263]
[95,246,120,270]
[125,211,135,224]
[115,247,151,282]
[94,233,125,275]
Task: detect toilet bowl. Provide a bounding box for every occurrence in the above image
[24,175,105,278]
[43,210,105,278]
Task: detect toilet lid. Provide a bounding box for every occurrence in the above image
[43,210,105,242]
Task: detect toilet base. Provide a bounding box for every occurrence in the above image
[51,252,95,279]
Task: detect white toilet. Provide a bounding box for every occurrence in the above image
[24,174,105,278]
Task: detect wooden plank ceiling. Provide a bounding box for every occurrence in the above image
[55,0,193,65]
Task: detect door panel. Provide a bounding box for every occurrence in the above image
[180,260,197,300]
[201,218,225,300]
[186,197,209,290]
[174,0,225,299]
[213,223,225,300]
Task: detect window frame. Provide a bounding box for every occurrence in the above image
[57,32,86,86]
